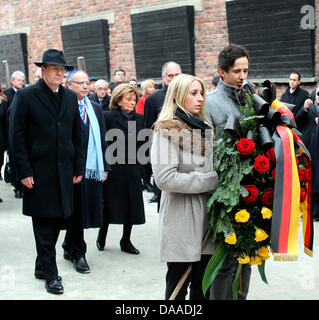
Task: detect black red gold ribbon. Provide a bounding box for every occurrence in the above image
[270,99,313,260]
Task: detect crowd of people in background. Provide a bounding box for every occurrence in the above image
[1,44,319,298]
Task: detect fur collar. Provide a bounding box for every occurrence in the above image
[154,117,213,156]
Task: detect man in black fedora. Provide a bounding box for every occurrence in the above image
[9,49,84,294]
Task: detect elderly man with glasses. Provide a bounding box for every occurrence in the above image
[64,70,110,274]
[89,79,111,112]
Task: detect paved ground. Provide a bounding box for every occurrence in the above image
[0,178,318,301]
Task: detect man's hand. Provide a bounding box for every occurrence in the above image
[21,176,34,189]
[103,172,108,182]
[73,175,83,184]
[304,98,313,111]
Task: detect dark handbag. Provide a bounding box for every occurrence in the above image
[4,162,13,183]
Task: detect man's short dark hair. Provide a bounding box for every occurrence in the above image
[218,43,250,72]
[291,71,301,81]
[113,68,126,75]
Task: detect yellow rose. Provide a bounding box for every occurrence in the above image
[255,228,268,242]
[249,256,262,265]
[225,233,237,245]
[237,254,250,264]
[235,209,250,223]
[258,246,270,260]
[261,207,272,219]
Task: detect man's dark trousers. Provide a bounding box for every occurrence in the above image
[32,217,62,281]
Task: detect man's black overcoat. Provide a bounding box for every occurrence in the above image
[9,80,84,219]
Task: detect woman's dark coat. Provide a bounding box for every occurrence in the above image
[69,100,111,229]
[103,109,145,225]
[0,99,8,158]
[9,80,84,219]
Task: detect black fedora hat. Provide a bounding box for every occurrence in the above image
[34,49,74,70]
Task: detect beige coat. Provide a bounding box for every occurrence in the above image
[151,117,218,262]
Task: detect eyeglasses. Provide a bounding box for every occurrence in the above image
[96,87,108,91]
[72,81,90,86]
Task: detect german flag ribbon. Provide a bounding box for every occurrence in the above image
[270,99,313,260]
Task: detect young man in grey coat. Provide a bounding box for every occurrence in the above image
[204,43,251,300]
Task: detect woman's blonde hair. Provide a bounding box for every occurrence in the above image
[140,79,155,92]
[155,74,207,126]
[109,83,139,109]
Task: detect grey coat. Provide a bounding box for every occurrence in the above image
[151,118,218,262]
[205,78,245,137]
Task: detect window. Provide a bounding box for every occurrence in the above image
[131,6,195,80]
[61,19,110,80]
[226,0,315,80]
[0,33,28,84]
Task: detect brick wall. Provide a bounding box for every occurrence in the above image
[0,0,318,94]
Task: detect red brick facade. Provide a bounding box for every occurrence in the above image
[0,0,318,95]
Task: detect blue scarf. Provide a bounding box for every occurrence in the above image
[83,97,104,181]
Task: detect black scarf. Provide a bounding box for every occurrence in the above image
[119,107,136,121]
[175,107,211,137]
[40,79,63,108]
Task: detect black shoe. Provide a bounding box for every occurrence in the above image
[35,271,62,283]
[63,249,73,261]
[14,191,23,199]
[73,256,90,274]
[96,227,107,251]
[45,279,63,294]
[144,182,154,193]
[148,194,159,203]
[120,240,140,255]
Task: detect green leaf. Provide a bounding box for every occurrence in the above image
[202,242,229,295]
[240,185,249,197]
[241,159,253,175]
[258,260,268,284]
[232,263,243,300]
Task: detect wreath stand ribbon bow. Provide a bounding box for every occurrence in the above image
[270,99,313,260]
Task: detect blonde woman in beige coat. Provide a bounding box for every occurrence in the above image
[151,74,218,300]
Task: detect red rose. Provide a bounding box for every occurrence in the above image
[266,147,276,162]
[304,169,311,181]
[236,139,255,155]
[242,185,259,203]
[261,188,274,206]
[300,188,307,202]
[298,168,311,182]
[254,155,270,174]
